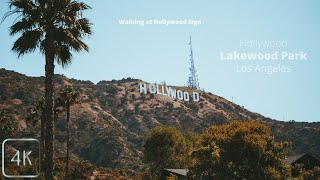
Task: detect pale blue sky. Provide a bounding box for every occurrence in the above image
[0,0,319,122]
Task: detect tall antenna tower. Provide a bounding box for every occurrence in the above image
[187,35,200,89]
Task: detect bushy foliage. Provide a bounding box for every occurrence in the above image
[291,164,320,179]
[105,85,118,95]
[69,160,95,179]
[303,166,320,179]
[184,102,199,113]
[166,173,179,180]
[166,102,174,113]
[188,121,290,179]
[0,110,15,138]
[144,126,194,179]
[135,104,140,114]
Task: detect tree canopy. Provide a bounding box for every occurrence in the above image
[144,126,194,179]
[188,121,290,179]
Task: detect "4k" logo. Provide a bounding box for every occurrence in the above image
[11,149,33,166]
[2,138,40,178]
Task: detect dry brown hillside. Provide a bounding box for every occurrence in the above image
[0,68,319,172]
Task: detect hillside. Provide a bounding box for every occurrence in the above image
[0,68,319,172]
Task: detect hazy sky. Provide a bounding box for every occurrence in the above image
[0,0,319,122]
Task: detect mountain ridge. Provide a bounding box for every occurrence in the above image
[0,68,319,172]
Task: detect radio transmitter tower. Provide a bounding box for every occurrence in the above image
[187,35,200,89]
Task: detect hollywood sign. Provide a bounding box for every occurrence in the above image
[140,83,200,102]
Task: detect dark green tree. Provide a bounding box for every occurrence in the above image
[144,126,192,180]
[4,0,92,179]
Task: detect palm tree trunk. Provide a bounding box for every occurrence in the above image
[44,48,55,180]
[65,103,70,180]
[40,113,45,170]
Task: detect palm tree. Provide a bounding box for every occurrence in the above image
[26,96,62,170]
[26,97,46,166]
[4,1,92,179]
[58,86,80,180]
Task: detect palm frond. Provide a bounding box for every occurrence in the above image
[9,0,37,16]
[53,28,89,52]
[12,30,42,57]
[58,86,81,106]
[69,1,91,12]
[5,0,92,66]
[55,44,72,68]
[75,18,92,35]
[9,18,37,35]
[1,10,21,24]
